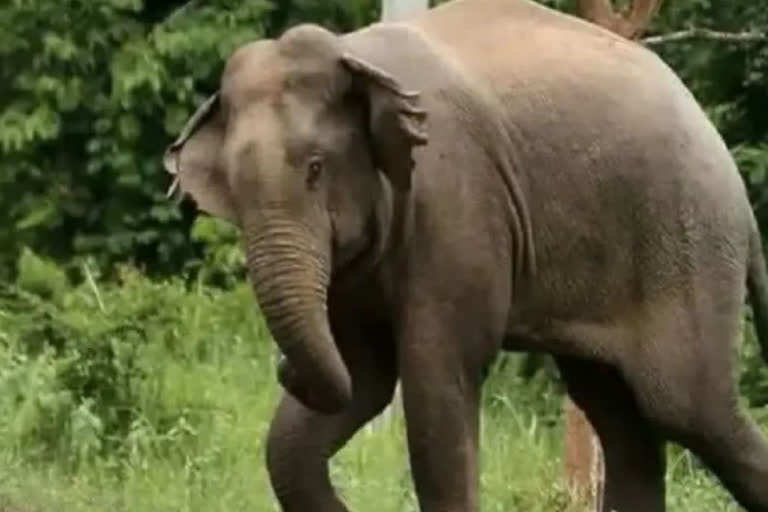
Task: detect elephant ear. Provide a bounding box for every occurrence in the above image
[163,92,238,224]
[341,53,428,191]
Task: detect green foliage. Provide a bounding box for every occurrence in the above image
[15,247,70,302]
[0,0,267,280]
[268,0,377,34]
[0,0,382,282]
[0,249,274,470]
[189,217,245,288]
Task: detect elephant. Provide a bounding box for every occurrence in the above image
[162,0,768,510]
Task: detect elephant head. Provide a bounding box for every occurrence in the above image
[163,25,428,414]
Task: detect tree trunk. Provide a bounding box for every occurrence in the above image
[564,397,604,511]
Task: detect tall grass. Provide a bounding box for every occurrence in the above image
[0,250,754,511]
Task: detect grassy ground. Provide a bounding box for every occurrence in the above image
[0,362,745,512]
[0,398,745,512]
[0,259,755,511]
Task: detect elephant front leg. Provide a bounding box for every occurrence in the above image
[266,339,397,512]
[398,302,496,512]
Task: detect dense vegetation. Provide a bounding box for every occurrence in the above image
[1,0,767,510]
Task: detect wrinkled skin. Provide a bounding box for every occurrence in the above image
[163,0,768,510]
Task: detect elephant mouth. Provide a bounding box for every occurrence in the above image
[330,215,380,282]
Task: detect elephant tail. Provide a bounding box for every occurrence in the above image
[747,215,768,363]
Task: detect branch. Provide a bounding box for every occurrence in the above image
[578,0,664,39]
[82,262,106,313]
[643,27,768,45]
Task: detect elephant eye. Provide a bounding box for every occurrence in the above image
[306,157,324,188]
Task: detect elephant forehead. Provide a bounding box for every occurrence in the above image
[277,23,342,66]
[222,41,284,107]
[222,28,347,111]
[223,52,343,118]
[224,100,326,182]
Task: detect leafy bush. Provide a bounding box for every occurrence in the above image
[188,216,246,288]
[0,248,275,470]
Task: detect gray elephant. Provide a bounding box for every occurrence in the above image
[162,0,768,511]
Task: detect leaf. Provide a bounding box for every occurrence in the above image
[15,247,70,301]
[118,113,141,141]
[15,202,56,230]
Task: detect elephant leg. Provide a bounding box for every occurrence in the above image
[265,336,397,512]
[625,352,768,512]
[398,301,497,512]
[669,406,768,512]
[556,356,666,512]
[609,312,768,511]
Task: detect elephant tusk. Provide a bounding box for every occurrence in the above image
[166,176,180,199]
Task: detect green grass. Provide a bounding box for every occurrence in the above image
[0,256,757,511]
[0,395,744,512]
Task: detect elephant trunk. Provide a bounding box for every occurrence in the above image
[244,217,352,414]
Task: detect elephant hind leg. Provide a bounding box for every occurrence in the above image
[556,356,666,512]
[615,304,768,512]
[668,405,768,512]
[630,360,768,511]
